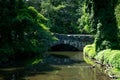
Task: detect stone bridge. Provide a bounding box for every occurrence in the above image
[50,33,94,51]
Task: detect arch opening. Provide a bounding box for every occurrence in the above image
[49,44,79,51]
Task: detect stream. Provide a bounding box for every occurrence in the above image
[0,51,111,80]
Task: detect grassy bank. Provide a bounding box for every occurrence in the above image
[83,44,120,80]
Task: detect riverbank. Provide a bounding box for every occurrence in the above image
[83,44,120,80]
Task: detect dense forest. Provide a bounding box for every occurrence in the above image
[27,0,82,34]
[0,0,120,69]
[0,0,55,66]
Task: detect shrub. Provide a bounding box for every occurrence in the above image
[95,49,120,69]
[95,49,112,64]
[109,50,120,69]
[83,44,96,58]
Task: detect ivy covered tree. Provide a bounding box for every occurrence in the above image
[115,1,120,41]
[93,0,119,51]
[0,0,54,66]
[82,0,120,52]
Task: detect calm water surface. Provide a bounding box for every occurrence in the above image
[0,52,111,80]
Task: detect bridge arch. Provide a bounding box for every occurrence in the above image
[49,43,79,51]
[50,33,94,51]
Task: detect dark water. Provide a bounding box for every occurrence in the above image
[0,52,111,80]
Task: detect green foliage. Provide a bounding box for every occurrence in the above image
[115,3,120,47]
[40,0,82,34]
[27,0,42,11]
[0,45,14,64]
[13,6,53,53]
[83,44,96,65]
[83,55,95,65]
[95,49,112,64]
[0,0,54,66]
[82,0,120,51]
[94,0,119,51]
[83,44,96,58]
[109,50,120,69]
[110,68,120,75]
[83,0,120,76]
[78,1,94,34]
[108,68,120,80]
[115,4,120,28]
[95,50,120,69]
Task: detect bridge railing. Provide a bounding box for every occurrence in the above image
[54,33,94,41]
[54,33,93,36]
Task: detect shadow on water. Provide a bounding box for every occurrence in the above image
[42,54,85,65]
[0,52,84,80]
[41,51,86,65]
[0,63,61,80]
[0,53,79,80]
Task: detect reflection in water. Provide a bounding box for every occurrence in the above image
[0,52,111,80]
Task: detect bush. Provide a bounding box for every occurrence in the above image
[95,49,112,64]
[109,50,120,69]
[95,49,120,69]
[83,44,96,58]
